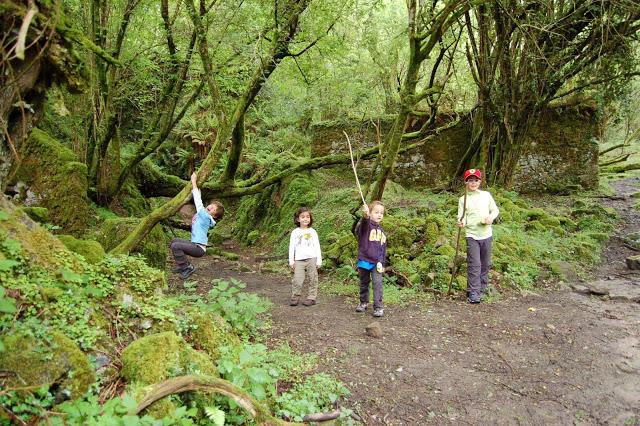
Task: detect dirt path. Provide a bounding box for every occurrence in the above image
[173,177,640,425]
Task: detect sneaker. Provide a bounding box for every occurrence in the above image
[302,299,316,306]
[289,297,300,306]
[355,303,368,312]
[467,294,481,304]
[179,265,196,279]
[373,307,384,317]
[171,265,187,273]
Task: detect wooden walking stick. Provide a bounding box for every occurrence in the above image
[447,183,467,295]
[344,130,367,206]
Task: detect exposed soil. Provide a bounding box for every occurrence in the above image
[170,177,640,425]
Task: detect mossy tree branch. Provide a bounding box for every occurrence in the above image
[135,126,454,200]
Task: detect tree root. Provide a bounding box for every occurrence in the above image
[132,375,302,425]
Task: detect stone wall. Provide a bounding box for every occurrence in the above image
[513,107,599,193]
[310,108,599,193]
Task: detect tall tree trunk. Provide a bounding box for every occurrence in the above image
[222,113,245,183]
[370,0,468,201]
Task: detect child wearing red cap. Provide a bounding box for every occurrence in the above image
[457,169,499,303]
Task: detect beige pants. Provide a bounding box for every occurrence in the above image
[291,258,318,300]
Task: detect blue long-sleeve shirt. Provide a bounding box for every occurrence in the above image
[191,188,216,246]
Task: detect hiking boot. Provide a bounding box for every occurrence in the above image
[302,299,316,306]
[372,307,384,317]
[179,265,196,279]
[171,265,187,273]
[355,303,368,312]
[289,297,300,306]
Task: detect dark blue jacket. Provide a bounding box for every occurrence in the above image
[355,218,387,265]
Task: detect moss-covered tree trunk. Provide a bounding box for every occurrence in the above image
[112,0,314,254]
[0,0,111,191]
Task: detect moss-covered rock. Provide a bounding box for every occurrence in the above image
[93,218,168,268]
[0,331,95,399]
[434,244,456,257]
[120,331,217,385]
[109,179,150,217]
[187,312,241,362]
[40,287,65,302]
[57,235,105,264]
[20,206,50,224]
[121,332,219,417]
[324,232,357,266]
[12,128,91,235]
[0,197,84,272]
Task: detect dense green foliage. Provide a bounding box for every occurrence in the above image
[0,206,348,424]
[1,0,639,423]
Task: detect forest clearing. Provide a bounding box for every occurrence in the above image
[176,178,640,425]
[1,0,640,425]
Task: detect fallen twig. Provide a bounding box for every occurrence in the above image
[302,410,341,422]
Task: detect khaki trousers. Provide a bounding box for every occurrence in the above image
[291,258,318,300]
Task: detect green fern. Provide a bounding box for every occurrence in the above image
[204,406,225,426]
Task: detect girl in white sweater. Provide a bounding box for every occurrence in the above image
[288,207,322,306]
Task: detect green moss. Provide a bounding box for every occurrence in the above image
[0,198,84,272]
[93,218,168,268]
[127,382,178,418]
[0,331,95,399]
[57,235,105,264]
[524,220,547,232]
[324,232,357,266]
[110,179,150,217]
[187,312,241,362]
[120,331,217,385]
[434,244,456,257]
[586,232,609,242]
[13,129,91,235]
[384,217,413,257]
[246,230,260,246]
[523,208,548,221]
[20,207,50,224]
[40,287,65,301]
[206,247,240,260]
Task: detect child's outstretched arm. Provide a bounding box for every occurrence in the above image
[191,172,205,212]
[362,203,370,218]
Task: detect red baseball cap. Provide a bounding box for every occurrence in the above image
[463,169,482,181]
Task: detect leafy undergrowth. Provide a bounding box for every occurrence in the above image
[0,208,350,424]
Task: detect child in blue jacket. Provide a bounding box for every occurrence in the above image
[170,172,224,279]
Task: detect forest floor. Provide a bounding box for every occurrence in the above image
[170,177,640,425]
